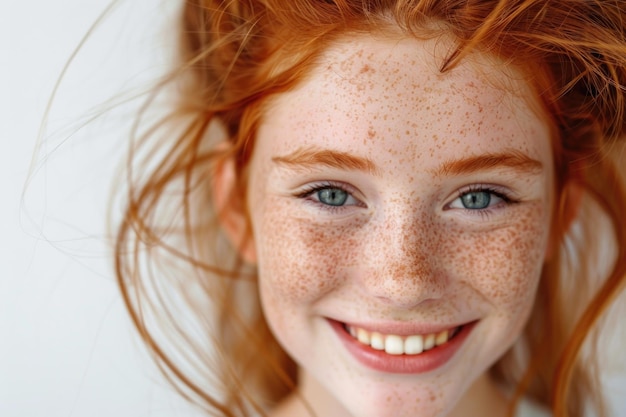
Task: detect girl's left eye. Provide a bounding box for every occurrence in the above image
[448,188,510,211]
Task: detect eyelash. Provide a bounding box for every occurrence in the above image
[451,185,516,218]
[296,181,362,212]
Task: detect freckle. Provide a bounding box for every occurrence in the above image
[359,64,373,74]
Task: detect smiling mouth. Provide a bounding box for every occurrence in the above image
[342,323,463,356]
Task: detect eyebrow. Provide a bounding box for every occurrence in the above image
[272,147,380,175]
[434,151,544,177]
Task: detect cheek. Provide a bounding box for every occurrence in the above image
[445,204,549,310]
[253,199,364,304]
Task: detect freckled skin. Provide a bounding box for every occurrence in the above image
[245,32,554,417]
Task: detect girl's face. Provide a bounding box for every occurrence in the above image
[245,33,554,417]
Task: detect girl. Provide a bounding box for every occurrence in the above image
[115,1,626,416]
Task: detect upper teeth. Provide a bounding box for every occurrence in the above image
[346,325,456,356]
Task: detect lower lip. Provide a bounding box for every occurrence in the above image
[329,319,476,374]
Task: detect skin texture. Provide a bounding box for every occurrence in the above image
[238,32,555,417]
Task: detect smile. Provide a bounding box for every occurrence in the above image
[344,324,462,356]
[330,319,476,374]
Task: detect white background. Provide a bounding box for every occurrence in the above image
[1,1,204,416]
[0,1,624,417]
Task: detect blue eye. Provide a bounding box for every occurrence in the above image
[459,191,492,209]
[317,188,349,206]
[297,182,361,209]
[449,187,510,211]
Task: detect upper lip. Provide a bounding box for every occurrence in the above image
[329,318,478,336]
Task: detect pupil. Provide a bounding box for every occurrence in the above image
[318,188,348,206]
[461,191,490,209]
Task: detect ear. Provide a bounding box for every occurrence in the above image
[212,148,257,264]
[545,180,584,259]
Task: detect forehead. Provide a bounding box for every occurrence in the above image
[256,33,551,170]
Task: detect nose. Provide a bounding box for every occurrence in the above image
[359,210,446,308]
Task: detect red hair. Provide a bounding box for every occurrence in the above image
[115,1,626,416]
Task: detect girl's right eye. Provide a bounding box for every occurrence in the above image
[297,182,361,208]
[317,187,349,206]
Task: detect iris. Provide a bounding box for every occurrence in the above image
[317,188,348,206]
[460,191,491,209]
